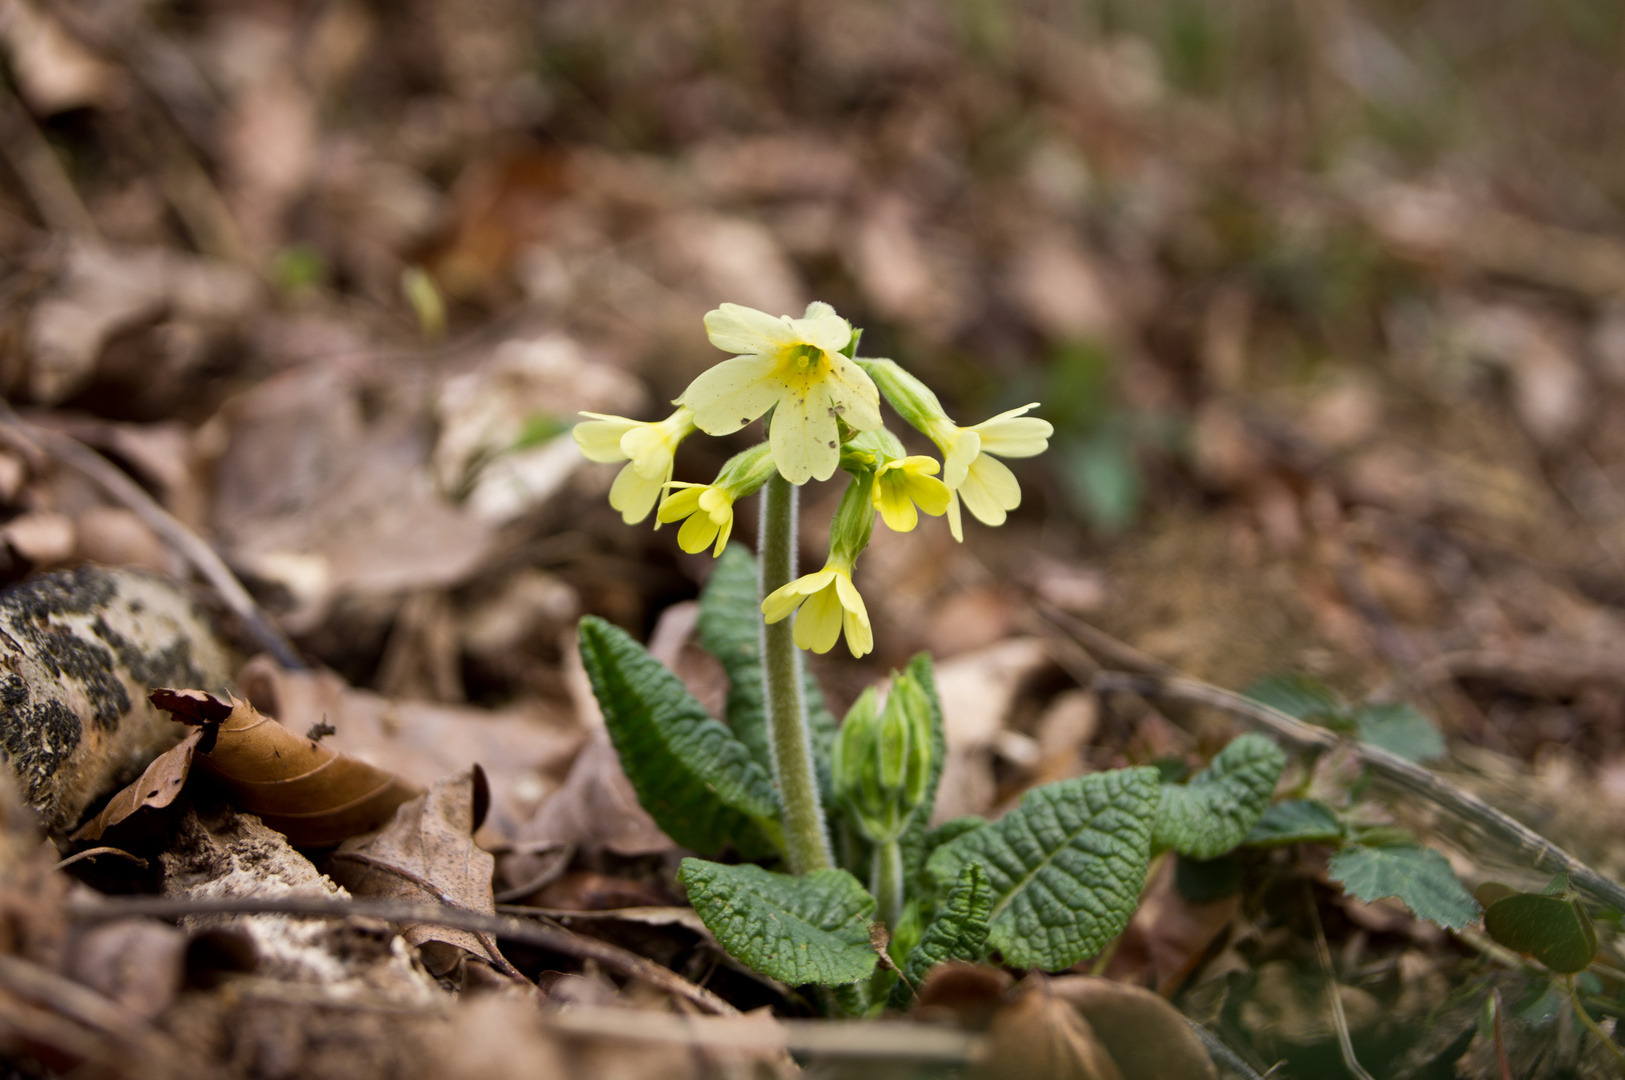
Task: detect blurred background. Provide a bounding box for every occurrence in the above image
[8,0,1625,1073]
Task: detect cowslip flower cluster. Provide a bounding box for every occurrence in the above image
[572,303,1052,656]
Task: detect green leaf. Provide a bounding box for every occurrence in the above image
[928,767,1160,971]
[577,617,779,857]
[696,545,840,783]
[1243,674,1346,725]
[1154,734,1286,859]
[1244,799,1345,847]
[1483,892,1597,974]
[896,652,948,880]
[889,863,993,1008]
[1327,842,1479,930]
[1353,703,1445,763]
[677,859,878,987]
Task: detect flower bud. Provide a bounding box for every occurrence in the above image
[831,672,935,843]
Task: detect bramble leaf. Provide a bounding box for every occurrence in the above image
[578,616,779,857]
[1352,703,1445,763]
[889,863,992,1008]
[1483,891,1597,974]
[678,859,878,987]
[1154,733,1285,859]
[1327,841,1479,930]
[1244,799,1345,847]
[696,545,840,779]
[1244,674,1346,725]
[928,767,1160,971]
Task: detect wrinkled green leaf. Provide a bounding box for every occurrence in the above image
[1353,703,1445,763]
[1155,733,1285,859]
[1484,892,1597,974]
[889,863,992,1008]
[696,545,840,782]
[678,859,878,987]
[1328,842,1479,931]
[1244,799,1345,847]
[928,767,1160,971]
[578,617,779,857]
[1244,674,1346,725]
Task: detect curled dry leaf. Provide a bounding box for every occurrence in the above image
[155,688,420,846]
[69,726,206,842]
[329,768,510,978]
[972,980,1124,1080]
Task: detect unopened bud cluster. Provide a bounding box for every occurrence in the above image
[831,672,934,844]
[573,302,1052,658]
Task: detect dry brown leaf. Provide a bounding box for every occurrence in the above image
[973,980,1124,1080]
[69,726,205,842]
[153,688,420,846]
[1047,976,1217,1079]
[329,768,507,977]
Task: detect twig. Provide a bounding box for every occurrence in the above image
[1305,882,1376,1080]
[326,850,526,981]
[64,893,737,1016]
[0,953,178,1068]
[1567,973,1625,1072]
[53,846,147,871]
[0,84,101,241]
[1491,988,1512,1080]
[0,403,305,671]
[542,1006,980,1062]
[1092,671,1625,913]
[1185,1019,1268,1080]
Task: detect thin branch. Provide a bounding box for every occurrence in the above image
[0,85,101,241]
[0,403,305,671]
[1567,973,1625,1072]
[1092,671,1625,913]
[1306,883,1376,1080]
[1185,1019,1268,1080]
[53,846,147,871]
[63,893,737,1016]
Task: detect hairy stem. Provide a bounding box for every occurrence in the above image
[873,839,904,931]
[1567,974,1625,1071]
[760,473,832,874]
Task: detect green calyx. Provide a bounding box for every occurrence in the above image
[832,671,934,843]
[827,471,877,565]
[857,358,950,438]
[713,442,778,500]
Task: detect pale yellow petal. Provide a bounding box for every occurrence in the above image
[974,406,1053,458]
[761,569,836,623]
[905,472,951,516]
[940,429,981,489]
[677,510,721,554]
[657,485,705,523]
[946,490,964,542]
[620,425,676,480]
[790,307,852,355]
[704,303,799,355]
[609,462,663,524]
[793,582,844,653]
[573,415,637,463]
[875,479,919,532]
[768,386,840,484]
[679,354,782,435]
[842,606,873,658]
[823,354,882,431]
[711,511,733,557]
[959,454,1020,525]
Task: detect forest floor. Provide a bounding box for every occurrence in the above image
[4,0,1625,1077]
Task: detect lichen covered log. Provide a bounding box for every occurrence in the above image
[0,566,234,832]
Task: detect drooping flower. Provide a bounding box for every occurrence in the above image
[761,559,873,657]
[654,442,777,558]
[678,302,882,485]
[572,407,696,524]
[925,405,1053,541]
[659,485,735,556]
[872,455,950,533]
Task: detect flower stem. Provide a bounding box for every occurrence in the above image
[1567,974,1625,1072]
[759,472,833,874]
[872,839,904,931]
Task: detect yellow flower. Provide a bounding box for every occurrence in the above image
[658,484,735,556]
[872,456,950,533]
[573,407,695,524]
[761,561,872,657]
[679,302,882,485]
[926,404,1052,541]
